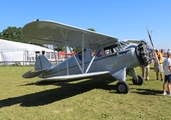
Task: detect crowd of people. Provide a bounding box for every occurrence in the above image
[140,49,171,96]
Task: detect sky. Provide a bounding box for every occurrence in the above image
[1,0,171,50]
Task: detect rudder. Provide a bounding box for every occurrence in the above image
[35,55,53,71]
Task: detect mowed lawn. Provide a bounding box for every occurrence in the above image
[0,65,170,120]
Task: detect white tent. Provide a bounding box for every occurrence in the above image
[0,39,57,65]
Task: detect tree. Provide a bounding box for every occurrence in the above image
[55,46,65,52]
[0,26,96,53]
[73,47,82,53]
[0,26,24,42]
[0,32,3,39]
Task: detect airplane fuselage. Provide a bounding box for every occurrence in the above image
[43,46,140,80]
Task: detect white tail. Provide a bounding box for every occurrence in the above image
[22,55,53,78]
[35,55,53,71]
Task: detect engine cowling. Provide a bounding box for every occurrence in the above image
[136,41,152,66]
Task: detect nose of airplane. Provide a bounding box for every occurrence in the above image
[136,41,152,66]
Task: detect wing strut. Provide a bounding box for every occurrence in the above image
[54,45,61,76]
[60,28,69,75]
[65,44,69,75]
[60,28,86,75]
[53,45,58,65]
[51,34,60,76]
[82,32,85,73]
[65,41,84,74]
[85,45,100,73]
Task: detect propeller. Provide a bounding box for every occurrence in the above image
[146,27,162,72]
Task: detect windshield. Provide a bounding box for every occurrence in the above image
[119,41,130,48]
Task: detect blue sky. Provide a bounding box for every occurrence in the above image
[1,0,171,50]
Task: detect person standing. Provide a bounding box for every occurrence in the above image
[163,50,171,96]
[154,49,163,81]
[141,64,150,80]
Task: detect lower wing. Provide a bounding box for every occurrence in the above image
[36,71,111,83]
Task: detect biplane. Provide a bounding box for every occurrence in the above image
[22,20,153,94]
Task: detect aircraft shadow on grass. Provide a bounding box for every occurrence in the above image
[0,77,116,108]
[0,78,163,108]
[133,88,162,95]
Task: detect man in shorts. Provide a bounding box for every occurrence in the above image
[163,50,171,96]
[154,49,163,81]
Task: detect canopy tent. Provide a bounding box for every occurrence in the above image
[0,39,57,65]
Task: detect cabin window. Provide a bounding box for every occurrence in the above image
[104,44,122,55]
[76,49,86,61]
[91,49,102,58]
[96,49,102,57]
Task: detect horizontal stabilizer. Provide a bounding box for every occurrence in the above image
[36,71,110,83]
[22,70,44,78]
[22,68,52,78]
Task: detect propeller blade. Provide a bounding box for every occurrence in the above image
[146,27,162,73]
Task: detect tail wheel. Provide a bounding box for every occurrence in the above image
[132,75,144,85]
[116,81,129,94]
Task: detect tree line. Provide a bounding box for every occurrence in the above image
[0,26,24,42]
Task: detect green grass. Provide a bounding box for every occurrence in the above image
[0,65,170,120]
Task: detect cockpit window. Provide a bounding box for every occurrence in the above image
[104,43,123,55]
[91,49,102,58]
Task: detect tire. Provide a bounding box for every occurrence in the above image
[132,75,144,85]
[116,81,129,94]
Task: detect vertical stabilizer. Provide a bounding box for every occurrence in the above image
[35,55,53,71]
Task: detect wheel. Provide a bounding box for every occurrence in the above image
[116,81,129,94]
[132,75,144,85]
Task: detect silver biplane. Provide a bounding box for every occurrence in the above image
[22,20,153,94]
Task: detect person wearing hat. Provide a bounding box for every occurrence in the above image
[154,49,163,81]
[162,50,171,96]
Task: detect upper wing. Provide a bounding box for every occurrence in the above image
[22,20,118,49]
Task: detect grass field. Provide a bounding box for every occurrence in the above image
[0,65,171,120]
